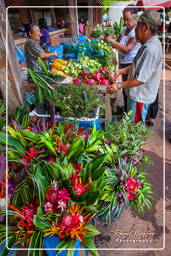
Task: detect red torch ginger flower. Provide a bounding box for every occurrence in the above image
[73,184,87,196]
[0,182,5,198]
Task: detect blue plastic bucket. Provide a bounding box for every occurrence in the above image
[44,235,81,256]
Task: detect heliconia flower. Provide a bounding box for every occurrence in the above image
[100,79,111,85]
[87,79,97,85]
[73,78,83,85]
[45,202,53,212]
[93,72,105,81]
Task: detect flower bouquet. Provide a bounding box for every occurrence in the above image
[0,111,153,255]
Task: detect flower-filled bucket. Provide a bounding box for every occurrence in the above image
[44,236,81,256]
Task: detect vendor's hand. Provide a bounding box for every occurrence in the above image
[106,83,118,94]
[112,70,120,80]
[51,51,57,56]
[104,36,113,44]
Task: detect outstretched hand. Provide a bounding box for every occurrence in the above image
[106,84,119,94]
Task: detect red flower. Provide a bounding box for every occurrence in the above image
[21,148,38,166]
[49,155,56,163]
[0,182,5,198]
[57,188,71,201]
[45,190,58,204]
[70,172,78,184]
[73,184,89,196]
[125,177,139,192]
[126,192,135,201]
[77,128,84,135]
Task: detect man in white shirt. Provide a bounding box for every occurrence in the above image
[107,10,162,123]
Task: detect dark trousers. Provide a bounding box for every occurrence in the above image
[146,93,159,120]
[119,63,132,113]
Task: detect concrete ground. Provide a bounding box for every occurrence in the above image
[94,53,171,256]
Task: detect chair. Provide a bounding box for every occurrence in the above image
[166,33,171,52]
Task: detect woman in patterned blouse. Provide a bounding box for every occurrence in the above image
[25,24,57,72]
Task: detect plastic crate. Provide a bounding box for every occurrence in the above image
[29,108,102,130]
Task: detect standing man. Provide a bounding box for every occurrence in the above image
[107,10,162,123]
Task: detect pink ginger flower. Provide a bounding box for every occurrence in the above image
[57,200,67,211]
[45,202,53,212]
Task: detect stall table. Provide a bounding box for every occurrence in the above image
[24,81,116,123]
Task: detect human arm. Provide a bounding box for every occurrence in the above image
[107,79,143,94]
[104,36,137,54]
[40,51,57,59]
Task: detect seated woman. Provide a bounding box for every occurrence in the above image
[39,18,51,49]
[25,24,57,72]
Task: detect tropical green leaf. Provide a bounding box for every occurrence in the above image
[0,132,25,155]
[66,240,76,256]
[83,238,99,256]
[33,215,51,230]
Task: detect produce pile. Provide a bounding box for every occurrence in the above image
[63,39,115,60]
[51,58,68,78]
[28,57,65,89]
[65,56,102,78]
[91,18,124,38]
[73,67,116,86]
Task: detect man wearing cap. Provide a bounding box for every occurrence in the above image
[107,10,162,123]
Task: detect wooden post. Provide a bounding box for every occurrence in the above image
[68,0,78,36]
[0,0,23,112]
[50,8,56,26]
[88,0,94,34]
[29,8,34,23]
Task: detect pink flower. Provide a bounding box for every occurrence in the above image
[126,192,135,201]
[73,78,83,85]
[45,202,53,212]
[57,200,67,211]
[87,79,97,85]
[73,184,86,196]
[100,79,111,85]
[45,190,58,204]
[57,188,71,201]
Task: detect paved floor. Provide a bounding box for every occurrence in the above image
[94,54,171,256]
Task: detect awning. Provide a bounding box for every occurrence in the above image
[136,0,171,9]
